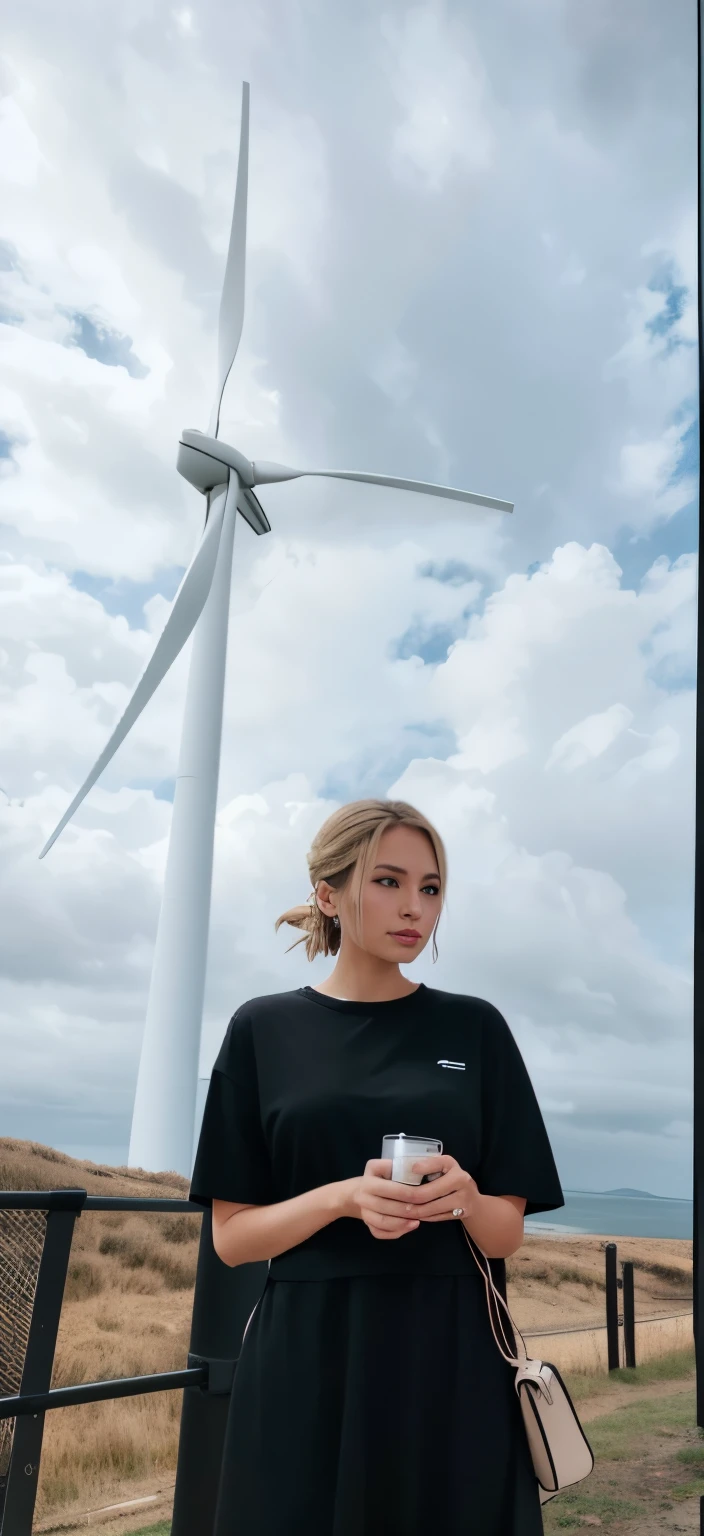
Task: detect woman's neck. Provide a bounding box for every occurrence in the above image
[311,964,420,1004]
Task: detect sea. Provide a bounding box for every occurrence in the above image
[525,1188,692,1241]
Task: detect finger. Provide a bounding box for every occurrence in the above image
[378,1176,431,1203]
[368,1192,424,1219]
[366,1175,422,1205]
[368,1220,419,1239]
[363,1206,419,1229]
[391,1180,444,1205]
[365,1204,421,1228]
[416,1202,466,1220]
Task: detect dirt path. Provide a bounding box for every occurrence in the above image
[575,1366,696,1423]
[34,1481,175,1534]
[629,1499,700,1534]
[543,1374,701,1534]
[35,1372,701,1535]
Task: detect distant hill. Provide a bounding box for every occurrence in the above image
[564,1186,688,1201]
[605,1187,660,1199]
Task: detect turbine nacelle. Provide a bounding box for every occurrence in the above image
[177,430,270,537]
[177,429,254,493]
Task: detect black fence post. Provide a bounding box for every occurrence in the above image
[605,1242,620,1371]
[170,1210,268,1536]
[622,1260,636,1369]
[0,1190,86,1536]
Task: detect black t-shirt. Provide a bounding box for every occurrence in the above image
[189,983,565,1280]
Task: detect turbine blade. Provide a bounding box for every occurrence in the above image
[210,81,250,438]
[237,486,271,536]
[39,483,231,860]
[251,461,303,485]
[251,461,512,513]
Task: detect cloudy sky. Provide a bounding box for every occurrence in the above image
[1,0,696,1201]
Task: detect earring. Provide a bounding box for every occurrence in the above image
[333,916,340,928]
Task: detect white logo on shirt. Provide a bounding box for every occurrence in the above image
[437,1059,465,1070]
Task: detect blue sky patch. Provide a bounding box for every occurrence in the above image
[417,557,476,586]
[670,408,698,486]
[63,309,149,379]
[319,721,456,803]
[390,615,469,665]
[71,566,185,629]
[127,776,176,802]
[646,263,692,352]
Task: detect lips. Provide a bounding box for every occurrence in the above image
[392,930,421,939]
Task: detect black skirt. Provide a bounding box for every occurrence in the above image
[213,1273,544,1536]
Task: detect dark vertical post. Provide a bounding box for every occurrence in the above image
[622,1261,636,1370]
[605,1243,620,1371]
[0,1191,85,1536]
[170,1210,268,1536]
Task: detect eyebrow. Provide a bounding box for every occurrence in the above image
[373,863,441,882]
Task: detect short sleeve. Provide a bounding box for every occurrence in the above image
[475,1003,564,1218]
[189,1007,274,1209]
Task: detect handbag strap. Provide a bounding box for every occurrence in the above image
[459,1221,530,1369]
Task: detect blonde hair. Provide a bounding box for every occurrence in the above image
[274,797,447,963]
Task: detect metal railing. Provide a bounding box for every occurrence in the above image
[0,1189,268,1536]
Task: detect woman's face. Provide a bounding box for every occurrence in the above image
[337,823,442,962]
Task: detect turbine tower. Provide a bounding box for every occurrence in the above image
[39,83,514,1177]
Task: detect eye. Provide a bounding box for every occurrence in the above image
[375,878,440,896]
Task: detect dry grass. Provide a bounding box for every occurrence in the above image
[0,1137,694,1531]
[504,1229,693,1375]
[0,1138,196,1526]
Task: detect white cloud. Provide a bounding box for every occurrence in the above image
[382,5,495,190]
[0,96,42,185]
[545,703,634,773]
[172,7,198,38]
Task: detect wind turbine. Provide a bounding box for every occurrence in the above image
[39,82,514,1178]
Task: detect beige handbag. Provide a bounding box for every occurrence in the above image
[460,1223,595,1506]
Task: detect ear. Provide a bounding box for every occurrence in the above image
[314,881,338,920]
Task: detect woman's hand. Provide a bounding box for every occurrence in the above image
[338,1154,478,1239]
[406,1154,478,1221]
[338,1159,425,1239]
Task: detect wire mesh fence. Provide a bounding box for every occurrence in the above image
[0,1208,46,1486]
[0,1189,246,1536]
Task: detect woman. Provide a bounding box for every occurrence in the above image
[189,797,565,1534]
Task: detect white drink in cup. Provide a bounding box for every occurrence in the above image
[381,1132,444,1186]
